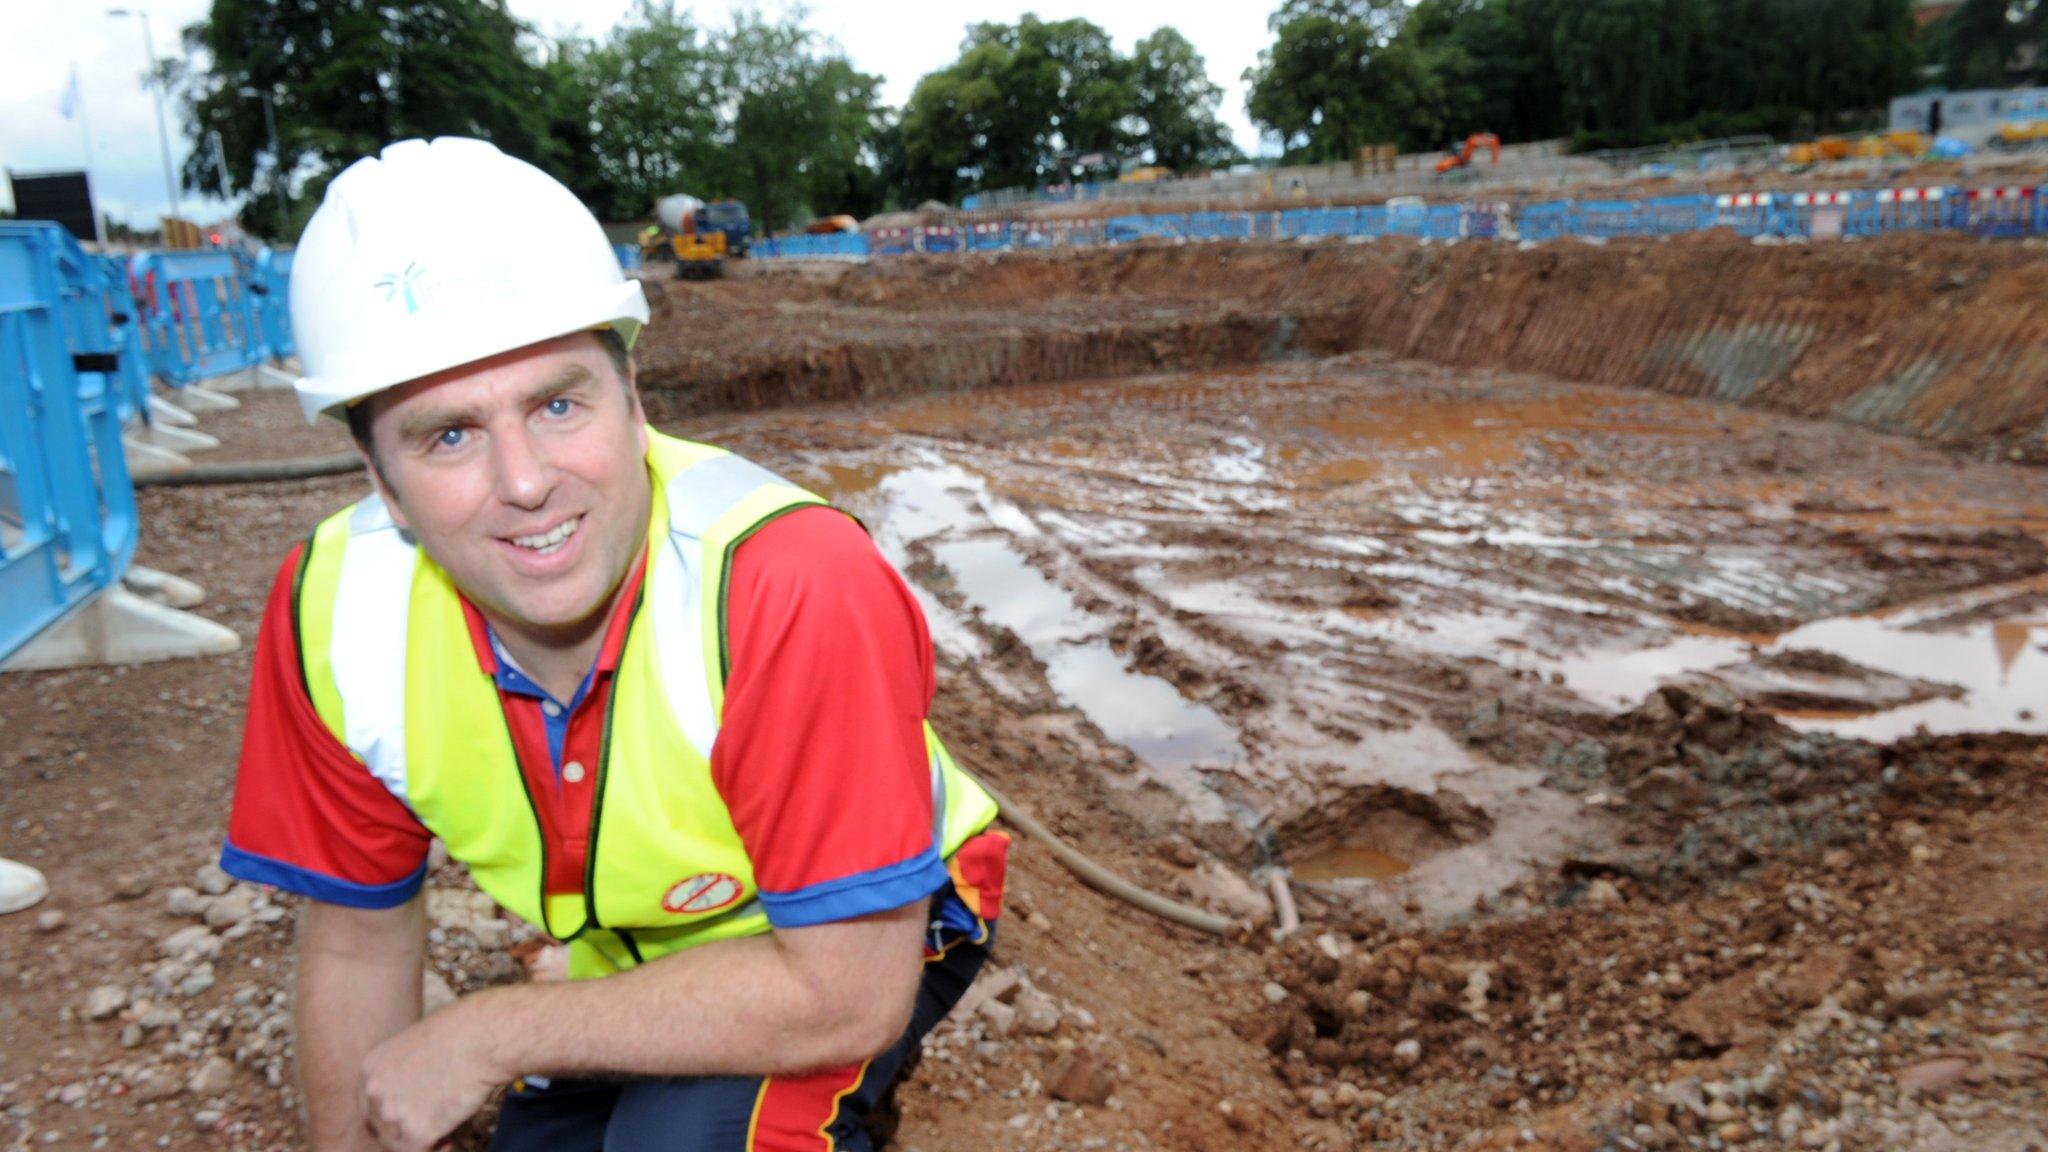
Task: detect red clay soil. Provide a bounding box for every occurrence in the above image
[2,246,2046,1152]
[638,235,2048,462]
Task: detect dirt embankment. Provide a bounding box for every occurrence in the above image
[639,236,2048,460]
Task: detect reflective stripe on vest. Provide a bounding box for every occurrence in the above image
[293,429,999,977]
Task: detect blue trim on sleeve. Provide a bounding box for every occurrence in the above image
[757,845,949,929]
[218,841,428,910]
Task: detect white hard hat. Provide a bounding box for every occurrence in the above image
[289,137,649,423]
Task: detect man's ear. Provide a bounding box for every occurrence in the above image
[353,424,411,532]
[627,361,649,456]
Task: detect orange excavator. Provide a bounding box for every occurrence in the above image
[1436,133,1500,176]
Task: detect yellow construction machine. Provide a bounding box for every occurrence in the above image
[1992,119,2048,150]
[643,194,750,280]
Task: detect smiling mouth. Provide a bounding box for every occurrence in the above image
[507,515,582,556]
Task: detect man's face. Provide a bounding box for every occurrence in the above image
[361,332,651,643]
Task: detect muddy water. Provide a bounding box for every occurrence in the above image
[826,461,1246,822]
[1291,845,1412,883]
[745,354,2048,906]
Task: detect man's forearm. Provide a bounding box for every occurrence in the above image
[297,898,427,1151]
[450,901,927,1084]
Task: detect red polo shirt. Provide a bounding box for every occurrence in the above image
[220,505,955,928]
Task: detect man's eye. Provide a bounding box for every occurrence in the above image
[436,427,466,448]
[545,398,574,417]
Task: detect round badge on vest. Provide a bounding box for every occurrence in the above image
[662,873,742,915]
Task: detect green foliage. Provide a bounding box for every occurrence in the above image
[1244,0,1413,161]
[895,16,1237,201]
[178,0,557,238]
[898,17,1134,197]
[548,2,884,227]
[548,0,720,222]
[1935,0,2045,87]
[1245,0,1919,158]
[716,12,887,230]
[1131,28,1241,171]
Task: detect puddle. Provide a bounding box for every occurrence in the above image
[939,536,1241,769]
[1291,845,1412,883]
[1552,578,2048,740]
[851,462,1245,793]
[1209,435,1271,484]
[1297,390,1743,484]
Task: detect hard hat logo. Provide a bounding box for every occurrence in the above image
[288,136,650,424]
[374,263,431,314]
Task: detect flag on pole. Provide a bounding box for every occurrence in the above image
[59,63,81,121]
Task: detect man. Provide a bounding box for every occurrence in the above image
[219,137,1007,1152]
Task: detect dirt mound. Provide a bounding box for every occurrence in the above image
[1254,731,2048,1150]
[644,237,2048,461]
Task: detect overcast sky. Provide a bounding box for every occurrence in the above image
[0,1,1279,228]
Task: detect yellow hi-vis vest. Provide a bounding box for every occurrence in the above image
[291,428,999,979]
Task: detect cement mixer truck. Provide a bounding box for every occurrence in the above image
[643,193,751,280]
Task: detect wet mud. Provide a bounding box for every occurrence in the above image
[683,354,2048,909]
[5,250,2047,1152]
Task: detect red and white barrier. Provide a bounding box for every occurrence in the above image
[1876,187,1945,204]
[1714,193,1773,208]
[1789,191,1850,207]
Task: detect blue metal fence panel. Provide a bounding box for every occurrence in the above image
[1279,207,1352,240]
[1712,193,1776,237]
[1641,195,1715,235]
[1572,200,1642,238]
[1871,187,1953,233]
[868,227,916,255]
[612,242,640,271]
[1184,212,1254,241]
[1106,214,1193,244]
[1517,202,1571,242]
[1422,205,1466,240]
[1464,203,1507,239]
[252,247,295,360]
[1013,222,1058,250]
[92,254,156,423]
[132,249,263,386]
[0,223,138,661]
[0,225,146,428]
[1965,186,2038,237]
[1839,192,1887,237]
[755,181,2048,261]
[1778,191,1862,238]
[1386,205,1428,238]
[964,222,1009,251]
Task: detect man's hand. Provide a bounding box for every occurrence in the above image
[359,1000,502,1152]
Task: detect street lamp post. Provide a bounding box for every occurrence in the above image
[238,86,289,230]
[107,7,182,224]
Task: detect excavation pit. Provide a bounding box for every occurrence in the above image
[12,237,2048,1152]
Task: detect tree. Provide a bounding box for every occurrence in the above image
[1130,28,1239,171]
[177,0,558,238]
[1938,0,2034,87]
[897,47,1004,202]
[1244,0,1416,161]
[550,0,721,221]
[897,16,1136,197]
[715,12,886,230]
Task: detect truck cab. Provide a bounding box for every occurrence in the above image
[703,200,751,258]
